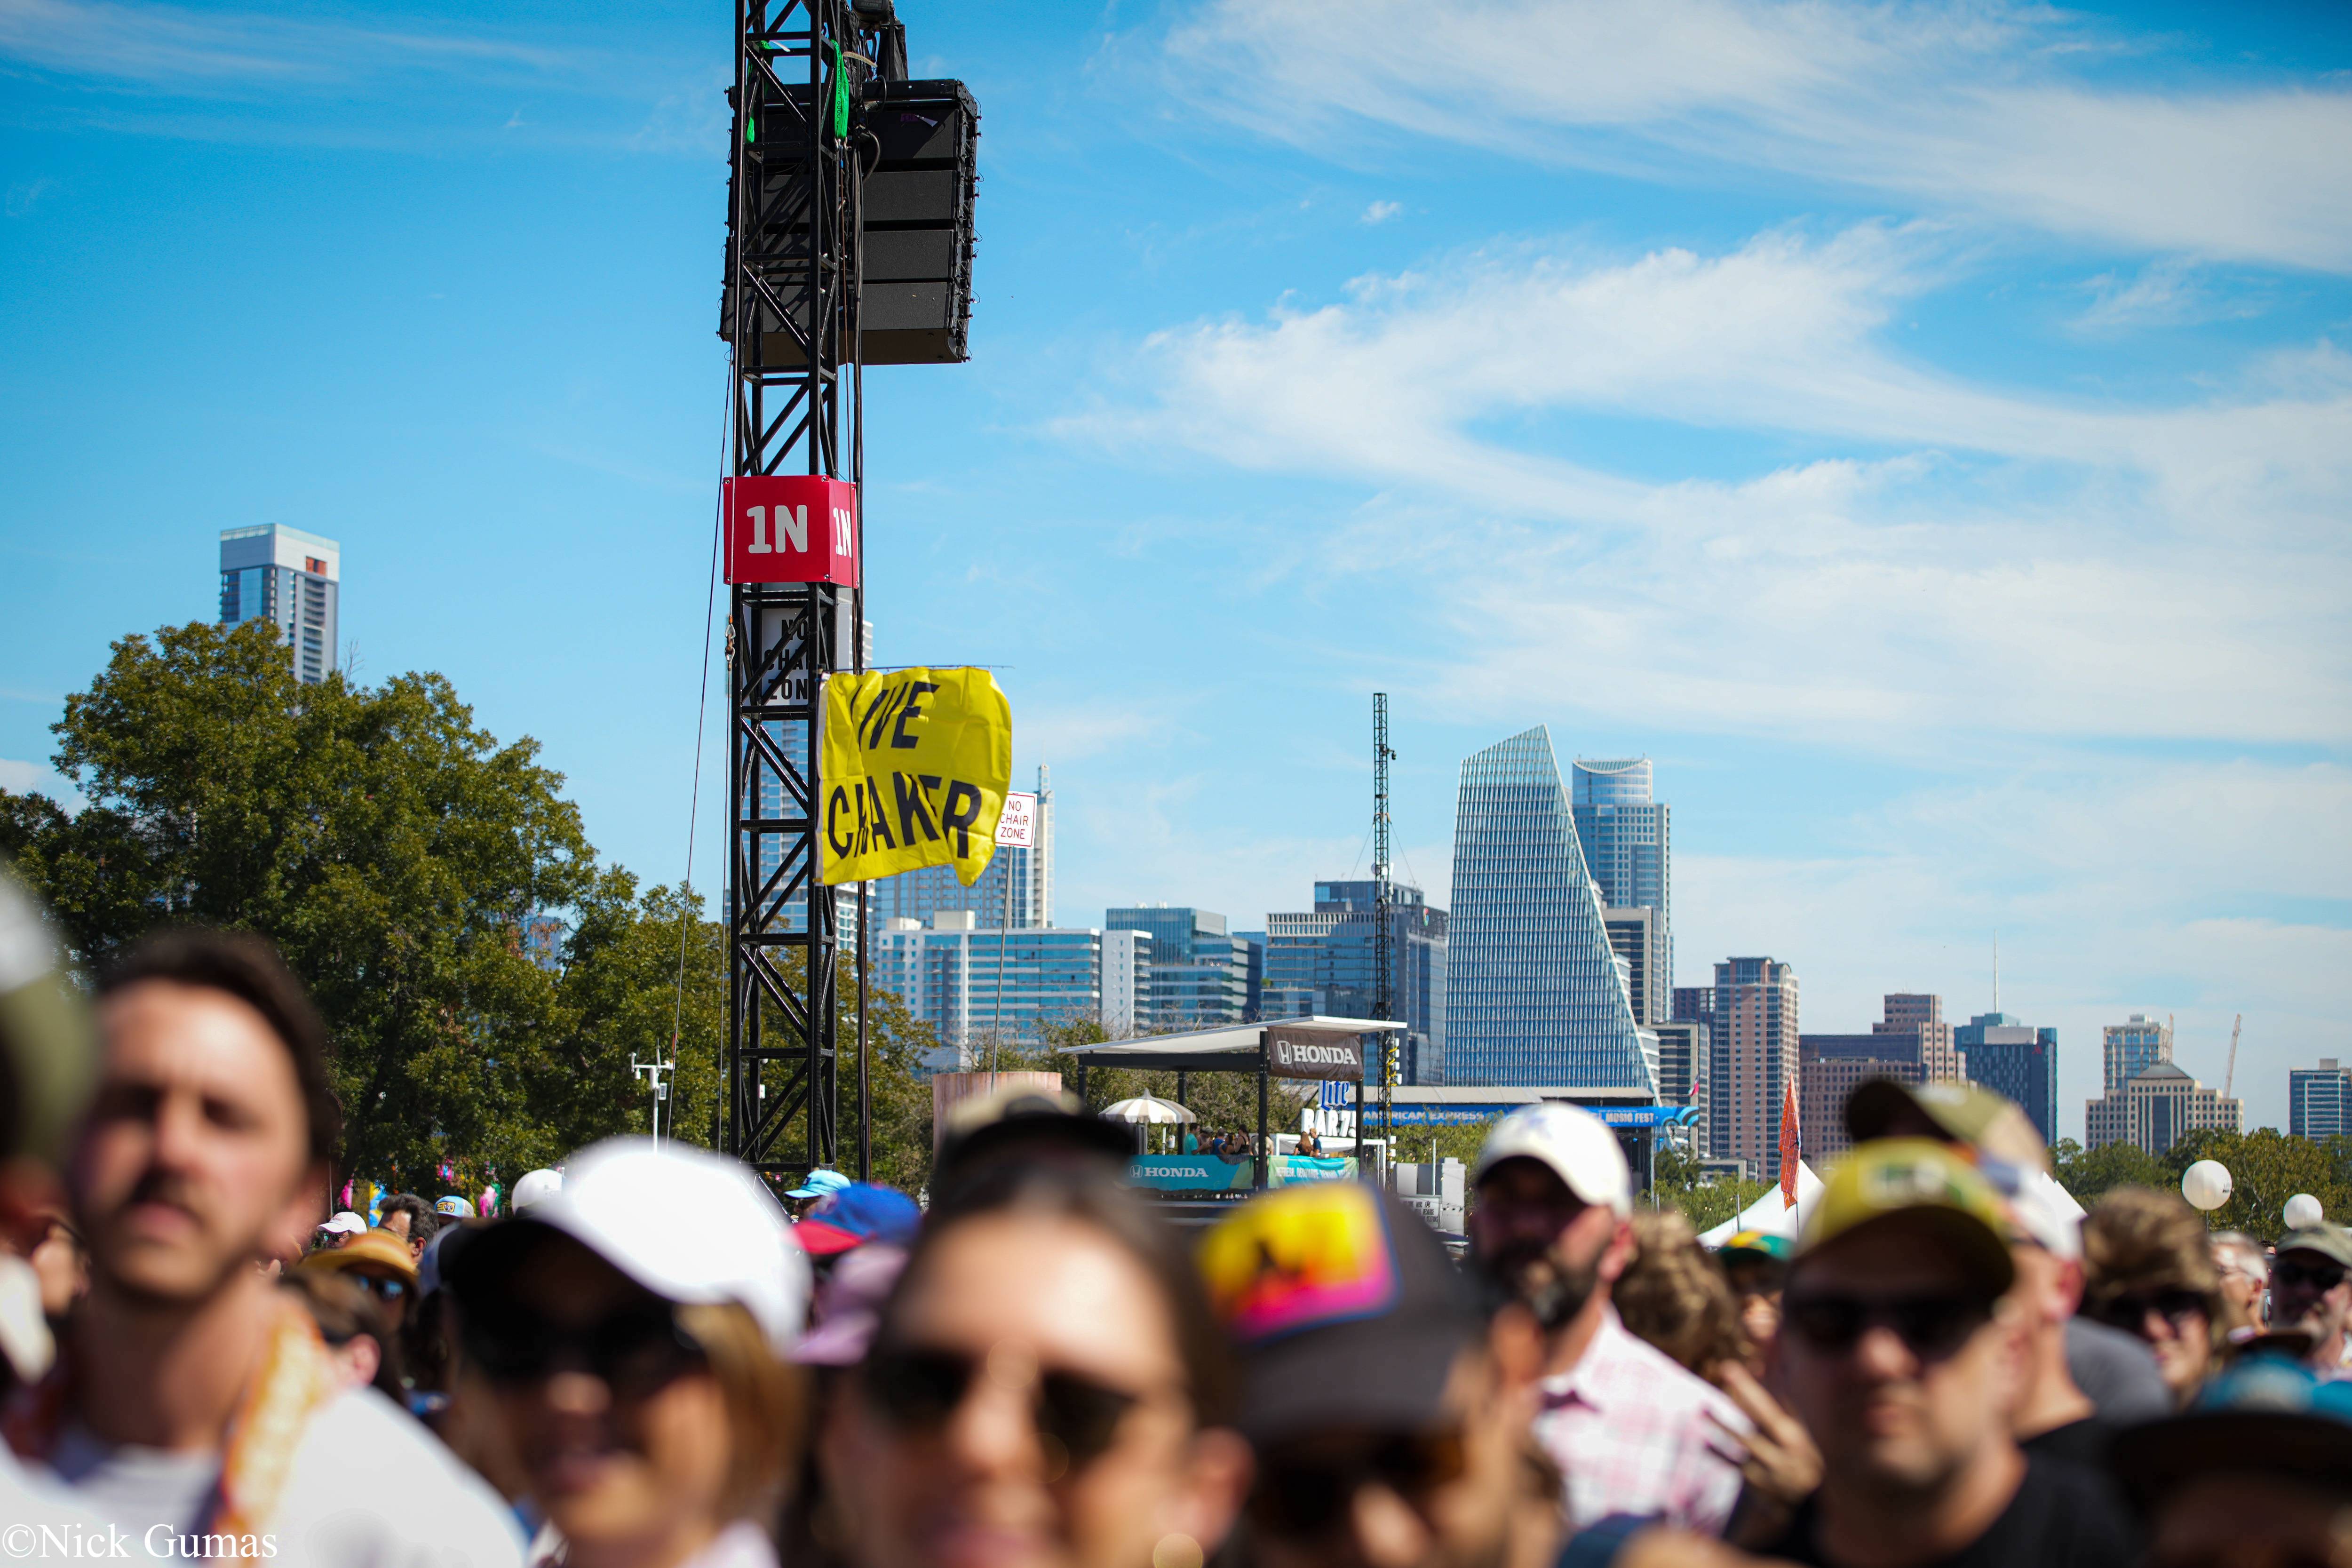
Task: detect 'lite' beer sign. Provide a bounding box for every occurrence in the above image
[723,475,860,588]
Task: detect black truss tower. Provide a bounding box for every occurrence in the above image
[723,0,861,1181]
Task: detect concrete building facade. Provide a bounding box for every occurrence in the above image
[219,525,339,685]
[1714,957,1800,1178]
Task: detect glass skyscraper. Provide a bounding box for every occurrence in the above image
[1103,906,1250,1027]
[1263,880,1447,1082]
[1956,1012,2058,1147]
[1571,758,1670,1014]
[2291,1059,2352,1139]
[1445,728,1657,1092]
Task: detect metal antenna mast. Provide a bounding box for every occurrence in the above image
[722,0,863,1183]
[1373,693,1396,1161]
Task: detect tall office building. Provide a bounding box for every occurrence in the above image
[1957,1012,2059,1146]
[875,765,1057,933]
[2086,1062,2241,1155]
[2103,1013,2172,1096]
[1713,957,1800,1178]
[1800,994,1954,1164]
[1263,879,1448,1082]
[1445,729,1655,1092]
[1653,1018,1710,1153]
[1602,906,1665,1026]
[219,525,339,685]
[2291,1059,2352,1139]
[873,913,1149,1070]
[1103,906,1250,1027]
[1573,758,1671,1015]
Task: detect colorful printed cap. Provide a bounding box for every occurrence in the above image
[1198,1182,1479,1442]
[1798,1138,2016,1293]
[1717,1230,1793,1262]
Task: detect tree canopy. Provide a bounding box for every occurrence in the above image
[0,621,942,1195]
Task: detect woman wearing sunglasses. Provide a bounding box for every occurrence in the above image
[821,1160,1251,1568]
[2079,1187,2220,1408]
[448,1139,811,1568]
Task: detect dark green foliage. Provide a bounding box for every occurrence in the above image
[1,621,944,1195]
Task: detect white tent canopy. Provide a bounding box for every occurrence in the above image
[1100,1095,1197,1125]
[1697,1162,1825,1248]
[1058,1017,1406,1061]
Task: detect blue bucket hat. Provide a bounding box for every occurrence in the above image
[2114,1353,2352,1501]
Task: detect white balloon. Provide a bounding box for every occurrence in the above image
[2182,1159,2233,1212]
[2284,1193,2325,1231]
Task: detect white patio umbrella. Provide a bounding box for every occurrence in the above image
[1100,1095,1198,1125]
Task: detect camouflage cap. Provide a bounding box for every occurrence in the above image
[1798,1138,2016,1294]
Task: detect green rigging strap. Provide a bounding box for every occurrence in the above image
[832,41,849,139]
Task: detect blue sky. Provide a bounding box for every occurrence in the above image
[4,0,2348,1138]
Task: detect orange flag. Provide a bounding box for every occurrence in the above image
[1779,1080,1801,1210]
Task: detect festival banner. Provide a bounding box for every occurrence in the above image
[818,667,1012,886]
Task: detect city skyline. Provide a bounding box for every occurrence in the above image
[5,3,2343,1142]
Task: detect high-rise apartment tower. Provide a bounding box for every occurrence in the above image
[219,525,339,685]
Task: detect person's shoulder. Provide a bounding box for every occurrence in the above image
[1593,1316,1751,1431]
[2003,1454,2141,1568]
[285,1388,525,1565]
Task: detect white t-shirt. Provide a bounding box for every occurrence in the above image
[48,1385,524,1567]
[2,1444,134,1560]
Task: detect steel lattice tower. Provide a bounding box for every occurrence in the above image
[722,0,863,1181]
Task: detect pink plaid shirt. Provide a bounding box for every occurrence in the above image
[1531,1305,1750,1536]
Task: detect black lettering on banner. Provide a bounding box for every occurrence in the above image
[865,777,897,849]
[894,773,939,844]
[891,681,940,749]
[861,683,905,752]
[826,786,854,859]
[941,780,983,858]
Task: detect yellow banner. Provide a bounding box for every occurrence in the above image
[818,668,1011,887]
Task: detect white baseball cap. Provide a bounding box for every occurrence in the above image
[1473,1103,1632,1218]
[458,1138,810,1352]
[318,1210,367,1236]
[511,1168,564,1212]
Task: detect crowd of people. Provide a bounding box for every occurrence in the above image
[0,867,2346,1568]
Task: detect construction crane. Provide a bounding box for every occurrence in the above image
[1372,694,1396,1160]
[2225,1013,2242,1099]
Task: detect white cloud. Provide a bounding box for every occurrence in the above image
[1669,758,2352,1137]
[0,0,579,88]
[1361,199,1403,225]
[1065,225,2352,748]
[1160,0,2352,272]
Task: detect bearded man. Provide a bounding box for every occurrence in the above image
[1469,1105,1748,1536]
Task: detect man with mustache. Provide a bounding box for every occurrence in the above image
[1469,1105,1747,1535]
[28,928,521,1564]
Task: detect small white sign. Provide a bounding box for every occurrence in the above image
[995,791,1036,848]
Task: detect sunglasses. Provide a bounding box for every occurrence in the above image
[861,1345,1143,1471]
[462,1301,705,1398]
[1248,1430,1469,1539]
[2088,1289,2208,1337]
[1782,1291,1996,1360]
[2274,1257,2348,1294]
[350,1274,407,1305]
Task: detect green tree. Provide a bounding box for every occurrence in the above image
[1648,1145,1774,1232]
[0,621,948,1197]
[2051,1137,2170,1202]
[2160,1128,2352,1243]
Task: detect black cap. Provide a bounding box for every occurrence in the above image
[933,1083,1134,1193]
[1197,1183,1482,1444]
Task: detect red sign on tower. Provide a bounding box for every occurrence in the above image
[722,475,860,587]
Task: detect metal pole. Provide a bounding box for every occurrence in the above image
[1256,1047,1269,1191]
